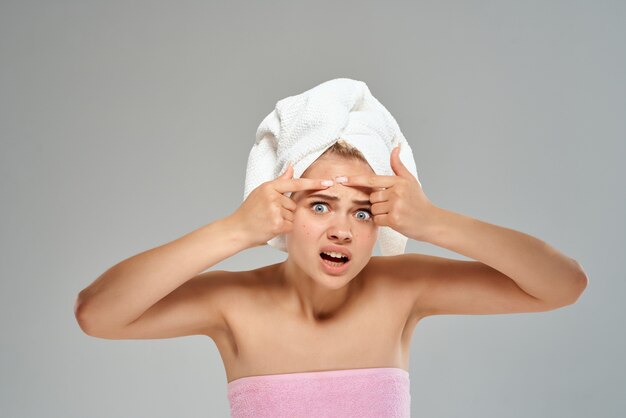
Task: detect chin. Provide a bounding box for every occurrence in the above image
[316,275,355,289]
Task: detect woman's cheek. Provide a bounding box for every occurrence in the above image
[359,224,378,244]
[291,212,313,239]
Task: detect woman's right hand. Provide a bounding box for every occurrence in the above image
[228,163,335,248]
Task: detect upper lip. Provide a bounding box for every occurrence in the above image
[319,245,352,260]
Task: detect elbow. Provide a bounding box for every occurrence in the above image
[574,271,589,301]
[571,258,589,297]
[74,293,123,339]
[74,293,103,337]
[563,269,589,306]
[74,295,94,336]
[541,269,589,309]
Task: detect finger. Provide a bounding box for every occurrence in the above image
[281,218,294,233]
[273,177,334,194]
[371,201,390,216]
[341,174,396,190]
[281,207,294,222]
[369,189,389,204]
[373,213,389,226]
[278,162,293,179]
[280,195,297,211]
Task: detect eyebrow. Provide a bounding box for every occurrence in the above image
[306,193,371,206]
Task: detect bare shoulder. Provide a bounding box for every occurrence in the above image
[356,255,429,316]
[196,263,273,316]
[205,257,425,323]
[195,266,263,307]
[362,253,437,321]
[364,254,430,293]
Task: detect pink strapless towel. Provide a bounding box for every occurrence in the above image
[227,367,411,418]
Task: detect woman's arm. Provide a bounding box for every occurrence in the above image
[421,207,588,306]
[74,215,251,333]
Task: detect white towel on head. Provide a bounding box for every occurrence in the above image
[243,77,420,256]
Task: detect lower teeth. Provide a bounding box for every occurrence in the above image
[323,259,345,267]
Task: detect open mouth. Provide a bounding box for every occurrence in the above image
[319,252,350,265]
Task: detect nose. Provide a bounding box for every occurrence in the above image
[327,217,352,242]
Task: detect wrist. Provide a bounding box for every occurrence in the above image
[420,205,450,244]
[216,214,255,251]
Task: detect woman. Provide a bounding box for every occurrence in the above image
[74,82,588,417]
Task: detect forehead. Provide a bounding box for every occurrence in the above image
[292,155,375,201]
[301,154,374,178]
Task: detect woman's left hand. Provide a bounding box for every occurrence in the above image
[338,145,440,241]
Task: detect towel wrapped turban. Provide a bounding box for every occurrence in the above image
[244,78,420,256]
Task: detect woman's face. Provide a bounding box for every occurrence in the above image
[286,154,379,286]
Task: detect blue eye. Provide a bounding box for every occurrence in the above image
[310,201,372,222]
[356,210,372,221]
[311,202,328,213]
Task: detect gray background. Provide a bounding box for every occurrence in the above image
[1,1,623,417]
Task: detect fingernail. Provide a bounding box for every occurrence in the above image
[321,180,334,186]
[335,176,348,183]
